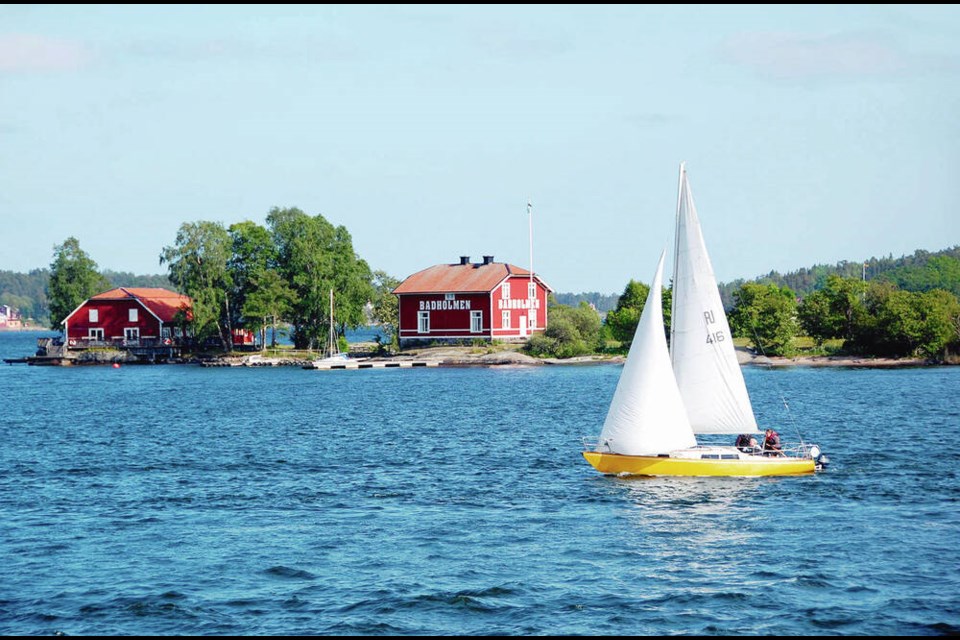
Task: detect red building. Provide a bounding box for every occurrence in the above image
[62,287,192,348]
[0,304,22,329]
[393,255,551,347]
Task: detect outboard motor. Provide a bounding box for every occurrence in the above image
[808,444,829,470]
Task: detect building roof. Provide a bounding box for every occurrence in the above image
[88,287,193,323]
[393,260,551,294]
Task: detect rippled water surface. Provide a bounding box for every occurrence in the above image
[1,331,958,635]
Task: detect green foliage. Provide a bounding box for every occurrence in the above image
[267,207,373,350]
[160,221,234,350]
[553,291,621,313]
[102,270,173,289]
[602,278,672,352]
[605,279,648,347]
[718,245,960,309]
[880,254,960,297]
[370,270,401,352]
[229,220,278,330]
[850,285,960,358]
[729,282,798,356]
[47,237,110,329]
[526,301,602,358]
[242,268,295,349]
[796,275,868,345]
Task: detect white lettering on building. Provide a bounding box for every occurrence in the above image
[419,299,472,311]
[497,298,540,310]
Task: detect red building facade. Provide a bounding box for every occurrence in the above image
[393,255,551,347]
[62,287,192,348]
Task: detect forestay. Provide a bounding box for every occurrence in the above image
[670,163,760,435]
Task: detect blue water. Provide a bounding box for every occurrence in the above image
[1,331,958,635]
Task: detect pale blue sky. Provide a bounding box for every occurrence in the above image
[1,4,958,293]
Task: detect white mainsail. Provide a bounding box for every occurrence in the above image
[670,163,759,435]
[598,251,697,455]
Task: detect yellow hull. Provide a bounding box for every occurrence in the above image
[582,451,816,477]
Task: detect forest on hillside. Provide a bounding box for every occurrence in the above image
[556,246,960,312]
[4,245,959,325]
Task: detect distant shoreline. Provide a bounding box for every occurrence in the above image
[734,348,951,368]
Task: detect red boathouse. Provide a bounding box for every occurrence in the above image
[62,287,193,348]
[393,255,551,348]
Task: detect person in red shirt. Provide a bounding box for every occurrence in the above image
[763,429,784,456]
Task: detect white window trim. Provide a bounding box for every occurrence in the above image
[501,309,510,329]
[129,308,139,322]
[89,309,99,323]
[418,310,430,334]
[470,310,482,333]
[528,281,536,300]
[502,282,510,299]
[88,328,104,340]
[124,327,140,341]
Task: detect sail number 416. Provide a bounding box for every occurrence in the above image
[703,310,724,344]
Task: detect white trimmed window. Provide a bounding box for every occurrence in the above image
[88,309,99,323]
[502,282,510,299]
[124,327,140,341]
[418,311,430,334]
[470,310,482,333]
[528,281,536,300]
[129,308,138,322]
[502,310,510,328]
[88,328,104,341]
[528,311,536,331]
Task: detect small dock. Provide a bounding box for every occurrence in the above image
[303,359,441,370]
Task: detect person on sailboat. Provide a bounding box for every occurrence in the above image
[762,429,784,456]
[735,434,759,453]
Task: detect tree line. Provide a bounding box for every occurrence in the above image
[526,263,960,361]
[41,208,401,351]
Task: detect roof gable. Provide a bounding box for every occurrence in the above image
[86,287,192,324]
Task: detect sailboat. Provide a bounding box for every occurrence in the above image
[306,289,350,368]
[583,163,826,477]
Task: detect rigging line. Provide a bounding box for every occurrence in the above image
[747,321,806,448]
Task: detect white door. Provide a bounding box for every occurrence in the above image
[519,315,527,337]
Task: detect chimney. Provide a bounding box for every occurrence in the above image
[482,255,494,265]
[459,256,470,265]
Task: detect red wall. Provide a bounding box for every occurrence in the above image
[492,276,548,337]
[65,299,161,342]
[398,292,490,338]
[398,277,549,340]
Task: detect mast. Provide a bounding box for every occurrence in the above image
[670,161,684,365]
[329,288,336,356]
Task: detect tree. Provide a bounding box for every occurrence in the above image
[242,268,295,349]
[160,221,234,350]
[853,286,960,358]
[228,220,278,332]
[526,299,602,358]
[47,237,109,329]
[370,270,401,352]
[729,282,798,356]
[604,279,649,346]
[603,278,672,351]
[267,207,372,350]
[796,275,867,344]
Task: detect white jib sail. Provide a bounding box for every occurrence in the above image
[598,251,697,456]
[670,164,759,435]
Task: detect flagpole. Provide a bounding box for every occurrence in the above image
[528,199,534,329]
